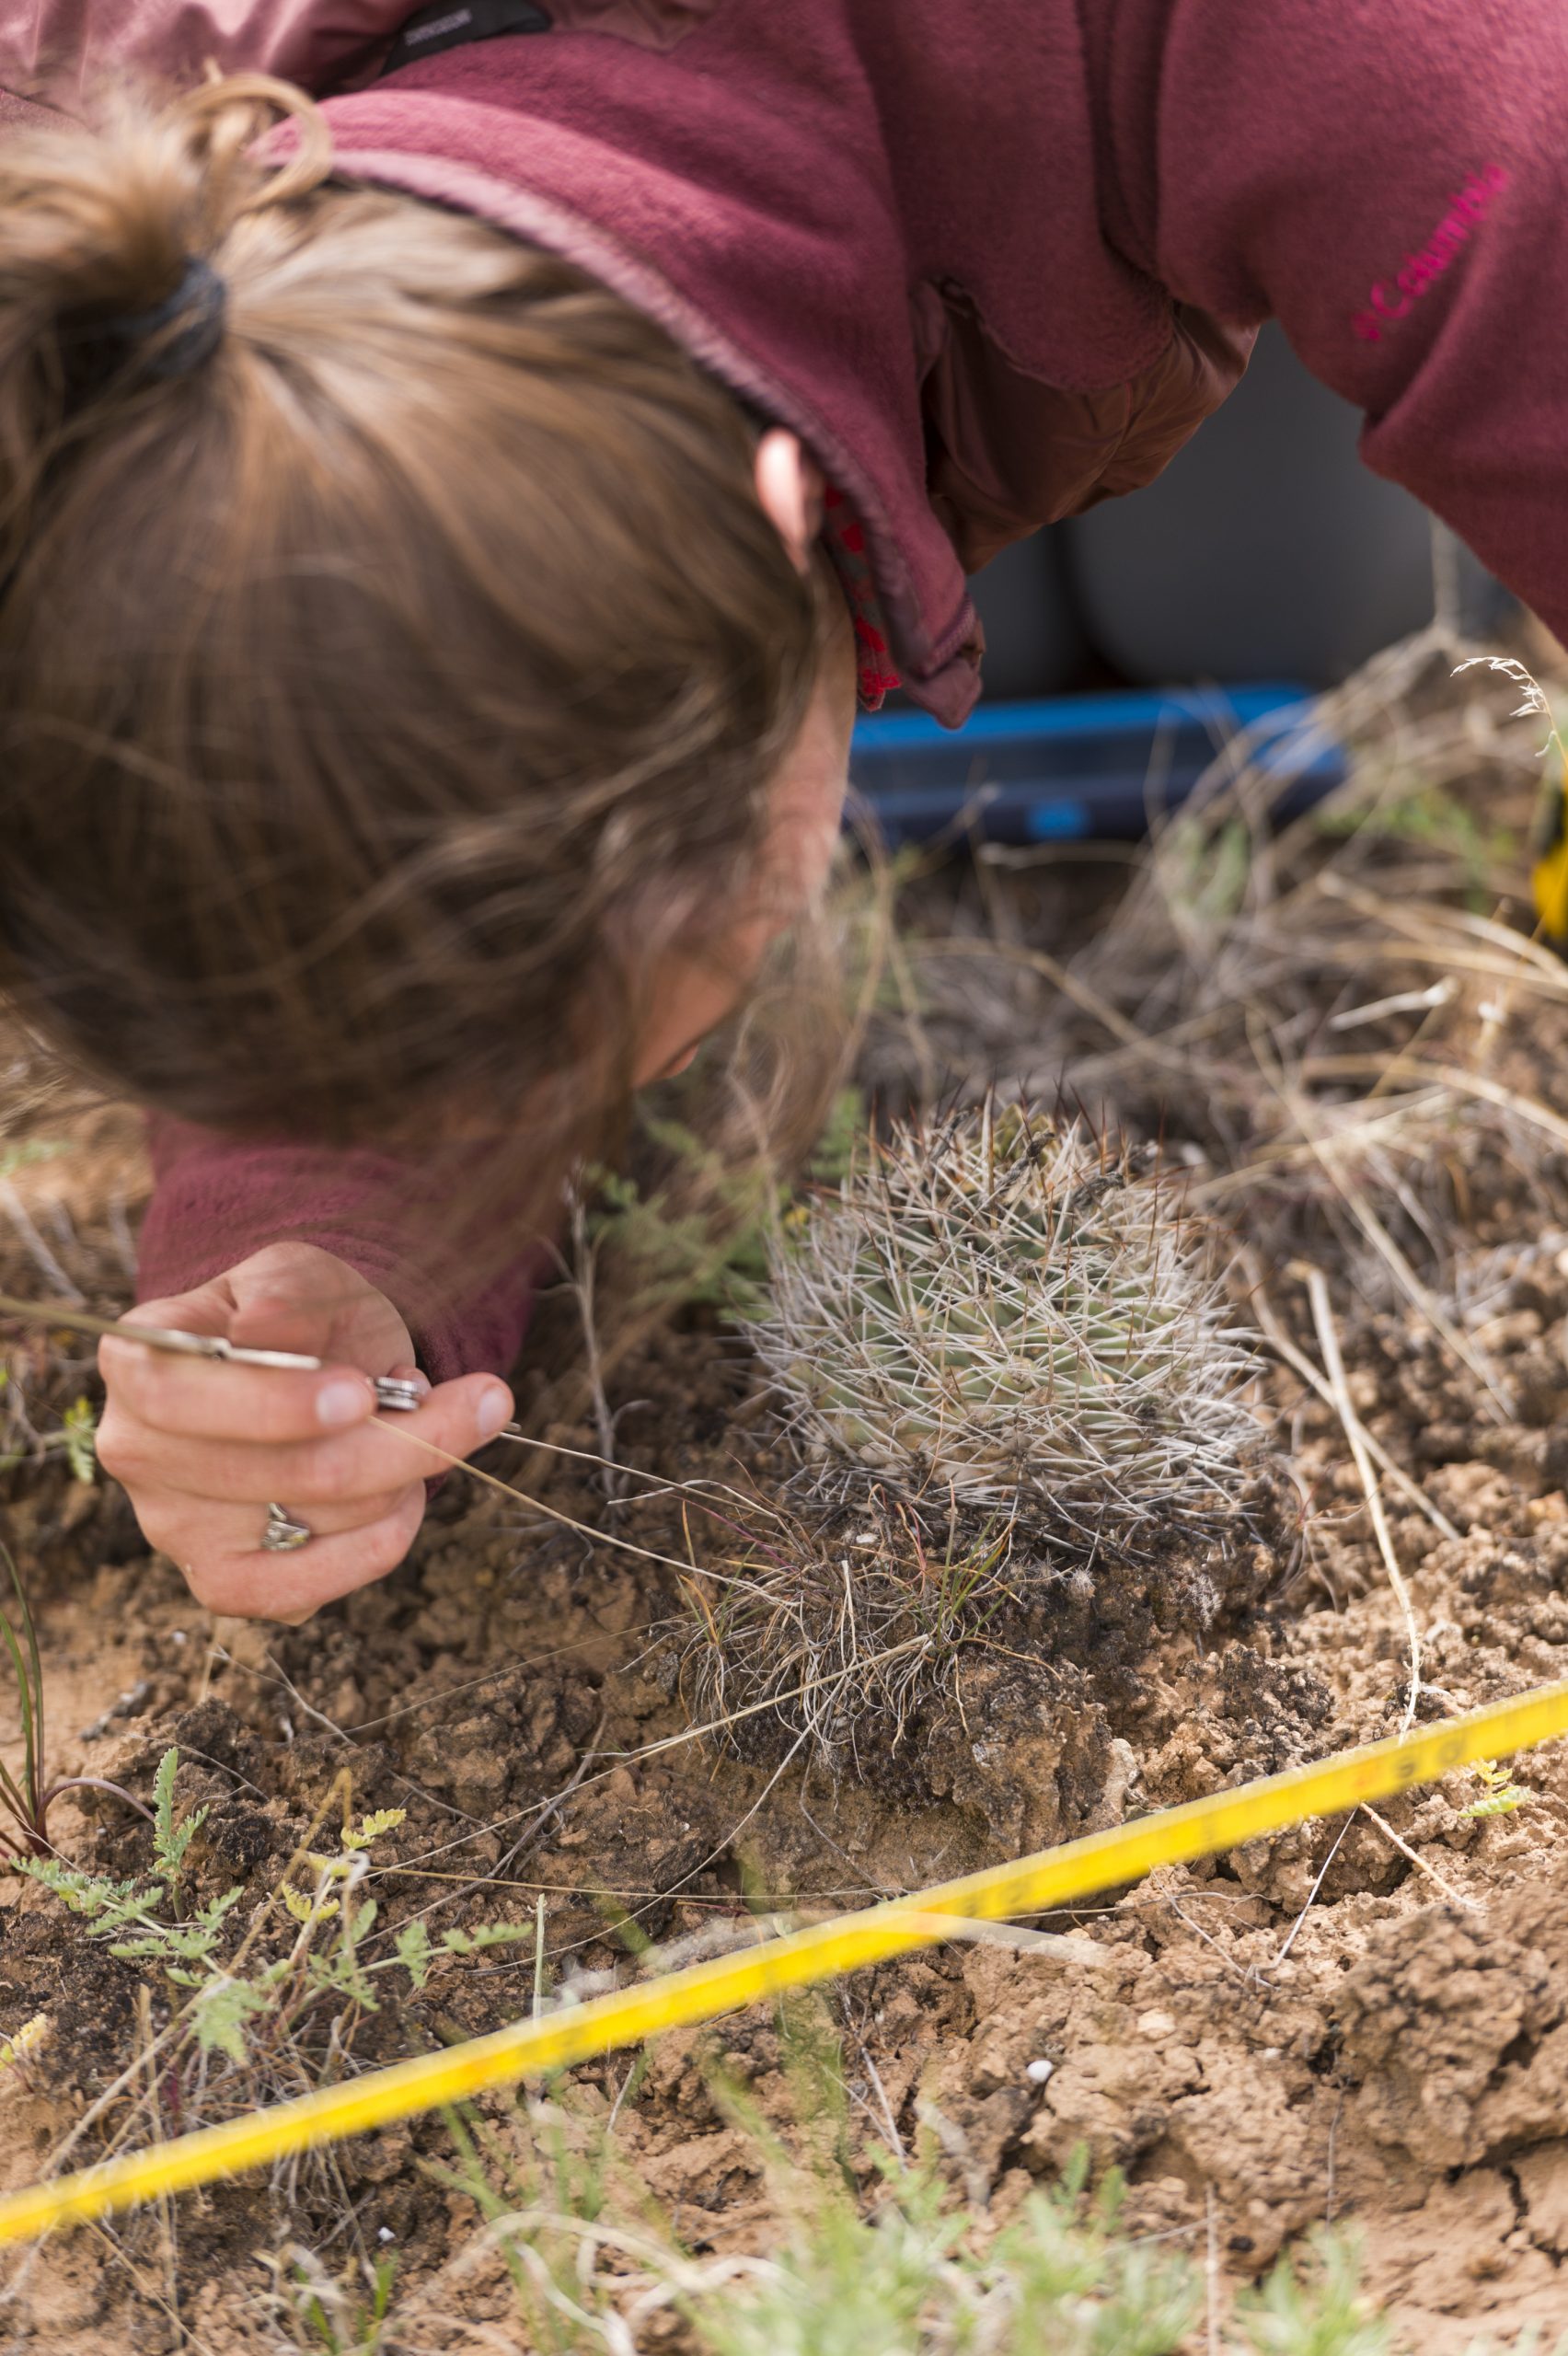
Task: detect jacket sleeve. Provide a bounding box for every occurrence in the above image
[1097,0,1568,643]
[136,1120,544,1383]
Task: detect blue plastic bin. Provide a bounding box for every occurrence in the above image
[847,681,1346,849]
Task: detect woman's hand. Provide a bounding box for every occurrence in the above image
[97,1242,514,1622]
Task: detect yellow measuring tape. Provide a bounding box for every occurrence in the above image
[4,1671,1568,2247]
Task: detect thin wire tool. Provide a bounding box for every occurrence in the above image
[0,1288,424,1413]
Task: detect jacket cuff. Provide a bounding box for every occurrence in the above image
[136,1117,543,1381]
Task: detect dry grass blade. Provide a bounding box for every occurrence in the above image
[1303,1055,1568,1155]
[1295,1262,1421,1738]
[1238,1244,1459,1543]
[1251,1021,1513,1421]
[1359,1804,1477,1912]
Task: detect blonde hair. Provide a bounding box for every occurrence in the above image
[0,78,826,1261]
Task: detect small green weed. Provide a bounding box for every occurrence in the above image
[0,1373,99,1483]
[589,1085,864,1322]
[679,2147,1206,2356]
[60,1393,97,1484]
[18,1761,539,2104]
[268,2246,397,2356]
[391,2019,1394,2356]
[1462,1758,1529,1819]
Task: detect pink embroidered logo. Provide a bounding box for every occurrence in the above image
[1351,164,1511,342]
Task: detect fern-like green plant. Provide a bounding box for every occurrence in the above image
[19,1748,242,1991]
[590,1088,866,1322]
[23,1762,544,2088]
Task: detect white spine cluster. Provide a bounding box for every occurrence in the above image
[750,1105,1263,1561]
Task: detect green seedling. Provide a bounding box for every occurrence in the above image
[270,2247,397,2356]
[1462,1758,1529,1819]
[0,1385,100,1483]
[61,1394,97,1485]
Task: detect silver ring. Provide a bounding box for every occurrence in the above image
[261,1502,313,1553]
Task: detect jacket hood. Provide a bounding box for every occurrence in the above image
[312,15,992,716]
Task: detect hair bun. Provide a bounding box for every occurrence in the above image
[0,75,329,454]
[70,252,227,398]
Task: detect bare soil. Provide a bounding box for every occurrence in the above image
[6,743,1568,2350]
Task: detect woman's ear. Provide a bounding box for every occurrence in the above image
[754,428,824,574]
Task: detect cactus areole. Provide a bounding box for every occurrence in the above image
[752,1106,1264,1564]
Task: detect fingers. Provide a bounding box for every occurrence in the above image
[102,1369,515,1622]
[96,1250,515,1621]
[134,1485,430,1621]
[104,1252,420,1445]
[135,1483,425,1553]
[98,1373,513,1506]
[98,1337,380,1445]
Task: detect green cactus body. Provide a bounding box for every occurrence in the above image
[752,1106,1262,1562]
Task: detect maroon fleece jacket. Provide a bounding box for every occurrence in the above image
[5,0,1566,1377]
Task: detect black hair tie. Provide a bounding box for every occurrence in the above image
[63,253,228,410]
[106,253,227,382]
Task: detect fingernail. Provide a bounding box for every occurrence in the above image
[475,1384,513,1439]
[317,1378,373,1428]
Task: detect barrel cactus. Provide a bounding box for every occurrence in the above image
[749,1103,1264,1564]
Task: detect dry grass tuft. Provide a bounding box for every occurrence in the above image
[679,1484,1020,1778]
[863,623,1568,1369]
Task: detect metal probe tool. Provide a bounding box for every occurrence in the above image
[0,1290,427,1413]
